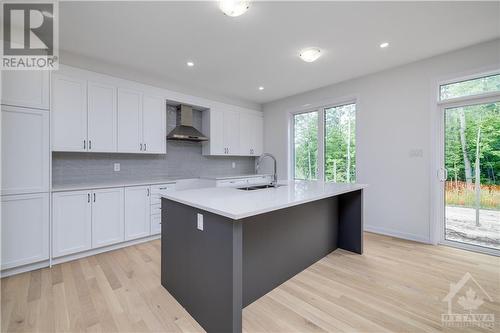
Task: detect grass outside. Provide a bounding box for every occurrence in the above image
[445,181,499,210]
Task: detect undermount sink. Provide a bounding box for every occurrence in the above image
[237,184,285,191]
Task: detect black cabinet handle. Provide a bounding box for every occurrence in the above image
[93,193,96,202]
[88,193,90,203]
[84,140,86,150]
[89,140,92,150]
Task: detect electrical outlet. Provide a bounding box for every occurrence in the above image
[197,213,204,231]
[409,149,423,158]
[114,163,120,172]
[232,162,236,169]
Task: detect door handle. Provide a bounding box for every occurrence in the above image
[84,140,86,150]
[140,143,143,151]
[144,143,147,151]
[88,193,90,203]
[147,188,150,196]
[89,140,92,150]
[93,193,96,202]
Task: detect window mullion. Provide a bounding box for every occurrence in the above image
[317,108,325,182]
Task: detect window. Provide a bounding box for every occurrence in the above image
[293,111,318,180]
[440,73,500,101]
[292,102,356,182]
[325,103,356,182]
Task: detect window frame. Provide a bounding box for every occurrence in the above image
[438,69,500,104]
[289,98,357,182]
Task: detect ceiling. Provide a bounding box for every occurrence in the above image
[60,1,500,106]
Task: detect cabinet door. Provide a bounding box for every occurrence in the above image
[91,188,124,248]
[223,110,240,155]
[1,106,49,195]
[52,74,88,152]
[52,190,92,257]
[253,114,264,156]
[1,70,49,109]
[142,95,166,154]
[124,186,150,240]
[1,193,49,270]
[239,112,252,156]
[208,109,224,155]
[87,82,117,152]
[117,88,142,153]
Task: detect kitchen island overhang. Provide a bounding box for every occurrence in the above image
[160,181,366,333]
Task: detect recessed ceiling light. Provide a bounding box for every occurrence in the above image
[187,61,194,67]
[258,86,264,91]
[379,42,389,48]
[299,47,322,63]
[219,0,250,17]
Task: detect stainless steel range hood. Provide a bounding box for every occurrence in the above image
[167,104,208,142]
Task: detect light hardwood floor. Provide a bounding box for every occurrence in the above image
[1,232,499,332]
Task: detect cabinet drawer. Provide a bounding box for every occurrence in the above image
[151,215,161,235]
[151,183,175,193]
[151,204,161,216]
[151,195,161,206]
[216,179,248,187]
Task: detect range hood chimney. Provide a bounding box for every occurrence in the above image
[167,105,208,142]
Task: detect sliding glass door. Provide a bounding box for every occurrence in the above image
[439,72,500,254]
[444,102,499,250]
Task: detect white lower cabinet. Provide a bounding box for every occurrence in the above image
[91,188,124,248]
[124,186,151,240]
[52,190,92,257]
[1,193,49,270]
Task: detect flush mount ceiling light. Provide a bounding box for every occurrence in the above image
[299,47,322,63]
[186,61,194,67]
[258,86,264,91]
[379,42,389,48]
[219,0,250,17]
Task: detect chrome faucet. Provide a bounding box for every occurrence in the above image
[256,153,278,188]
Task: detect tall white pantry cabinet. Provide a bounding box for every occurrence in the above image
[1,71,51,272]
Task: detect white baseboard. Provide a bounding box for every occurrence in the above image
[0,260,50,278]
[51,234,161,266]
[1,234,161,278]
[364,224,431,244]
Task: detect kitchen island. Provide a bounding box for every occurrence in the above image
[160,180,366,333]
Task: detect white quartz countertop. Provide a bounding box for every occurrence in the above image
[200,174,272,180]
[161,180,367,220]
[52,178,178,192]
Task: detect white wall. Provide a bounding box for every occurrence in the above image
[262,39,500,243]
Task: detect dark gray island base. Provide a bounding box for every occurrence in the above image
[161,189,363,333]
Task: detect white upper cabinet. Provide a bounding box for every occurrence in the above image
[223,110,240,155]
[203,109,224,155]
[1,71,49,109]
[87,82,117,152]
[117,90,166,154]
[1,105,50,195]
[1,193,50,270]
[117,88,143,153]
[142,95,166,154]
[203,106,263,156]
[52,190,92,258]
[124,186,151,240]
[91,188,124,248]
[239,112,263,156]
[51,66,167,154]
[52,73,88,152]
